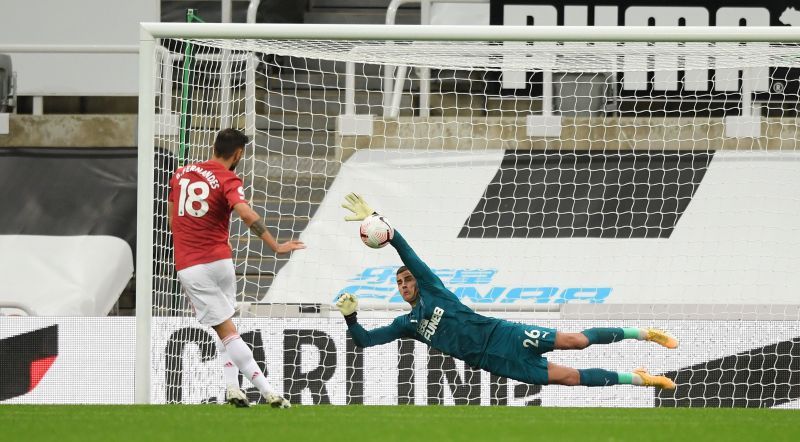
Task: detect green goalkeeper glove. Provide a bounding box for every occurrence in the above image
[342,193,375,222]
[335,293,358,316]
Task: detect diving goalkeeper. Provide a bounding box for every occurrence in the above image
[337,193,677,389]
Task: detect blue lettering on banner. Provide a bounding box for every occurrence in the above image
[453,286,508,304]
[335,266,612,304]
[451,269,496,285]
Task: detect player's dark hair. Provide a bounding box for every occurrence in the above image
[213,128,248,159]
[396,266,409,276]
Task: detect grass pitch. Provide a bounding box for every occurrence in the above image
[1,405,796,442]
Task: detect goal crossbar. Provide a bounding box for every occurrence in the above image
[141,23,800,43]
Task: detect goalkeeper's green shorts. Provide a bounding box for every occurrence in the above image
[479,320,557,385]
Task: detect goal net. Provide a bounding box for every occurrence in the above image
[138,24,800,407]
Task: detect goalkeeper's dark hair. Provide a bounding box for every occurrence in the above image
[396,266,409,276]
[213,128,249,159]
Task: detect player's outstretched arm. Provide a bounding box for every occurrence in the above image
[341,193,439,288]
[341,192,376,221]
[388,230,441,288]
[336,293,407,347]
[234,203,305,254]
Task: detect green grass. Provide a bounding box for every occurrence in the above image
[1,405,797,442]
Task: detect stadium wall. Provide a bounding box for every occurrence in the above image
[0,115,136,148]
[2,0,157,97]
[337,117,800,156]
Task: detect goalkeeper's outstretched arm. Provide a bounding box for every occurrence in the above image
[341,193,440,288]
[336,293,408,347]
[388,230,442,289]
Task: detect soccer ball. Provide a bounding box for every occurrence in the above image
[360,214,394,249]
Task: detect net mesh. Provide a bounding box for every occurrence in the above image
[146,36,800,406]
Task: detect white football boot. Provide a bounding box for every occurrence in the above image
[265,393,291,409]
[225,387,251,408]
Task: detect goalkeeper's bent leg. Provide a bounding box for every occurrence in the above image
[578,369,621,386]
[548,363,674,388]
[577,369,676,389]
[581,327,679,349]
[548,363,621,386]
[567,368,650,387]
[581,327,644,345]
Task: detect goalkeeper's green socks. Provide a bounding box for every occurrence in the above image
[581,327,645,345]
[578,369,644,386]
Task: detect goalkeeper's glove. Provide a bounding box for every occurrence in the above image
[341,193,375,222]
[335,293,359,324]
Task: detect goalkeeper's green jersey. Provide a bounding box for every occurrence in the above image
[346,230,502,368]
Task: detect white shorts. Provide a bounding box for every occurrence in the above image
[177,259,237,327]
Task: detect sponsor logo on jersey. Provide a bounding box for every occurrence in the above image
[416,319,429,336]
[422,307,446,340]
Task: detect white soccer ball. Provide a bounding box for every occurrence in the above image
[359,214,394,249]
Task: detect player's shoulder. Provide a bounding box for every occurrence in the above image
[172,161,206,177]
[221,169,243,183]
[393,313,415,329]
[205,162,242,183]
[187,160,240,182]
[391,314,407,325]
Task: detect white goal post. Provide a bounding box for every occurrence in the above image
[136,23,800,406]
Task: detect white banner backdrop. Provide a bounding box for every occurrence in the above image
[0,318,134,404]
[268,150,800,308]
[1,317,796,407]
[151,317,800,408]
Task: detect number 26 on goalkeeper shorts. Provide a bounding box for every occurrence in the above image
[523,328,549,348]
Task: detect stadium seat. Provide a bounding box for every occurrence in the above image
[0,235,133,316]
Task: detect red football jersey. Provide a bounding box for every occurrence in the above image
[168,160,248,271]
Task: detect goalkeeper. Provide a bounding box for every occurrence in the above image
[337,193,677,389]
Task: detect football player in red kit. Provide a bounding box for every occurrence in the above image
[169,128,305,408]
